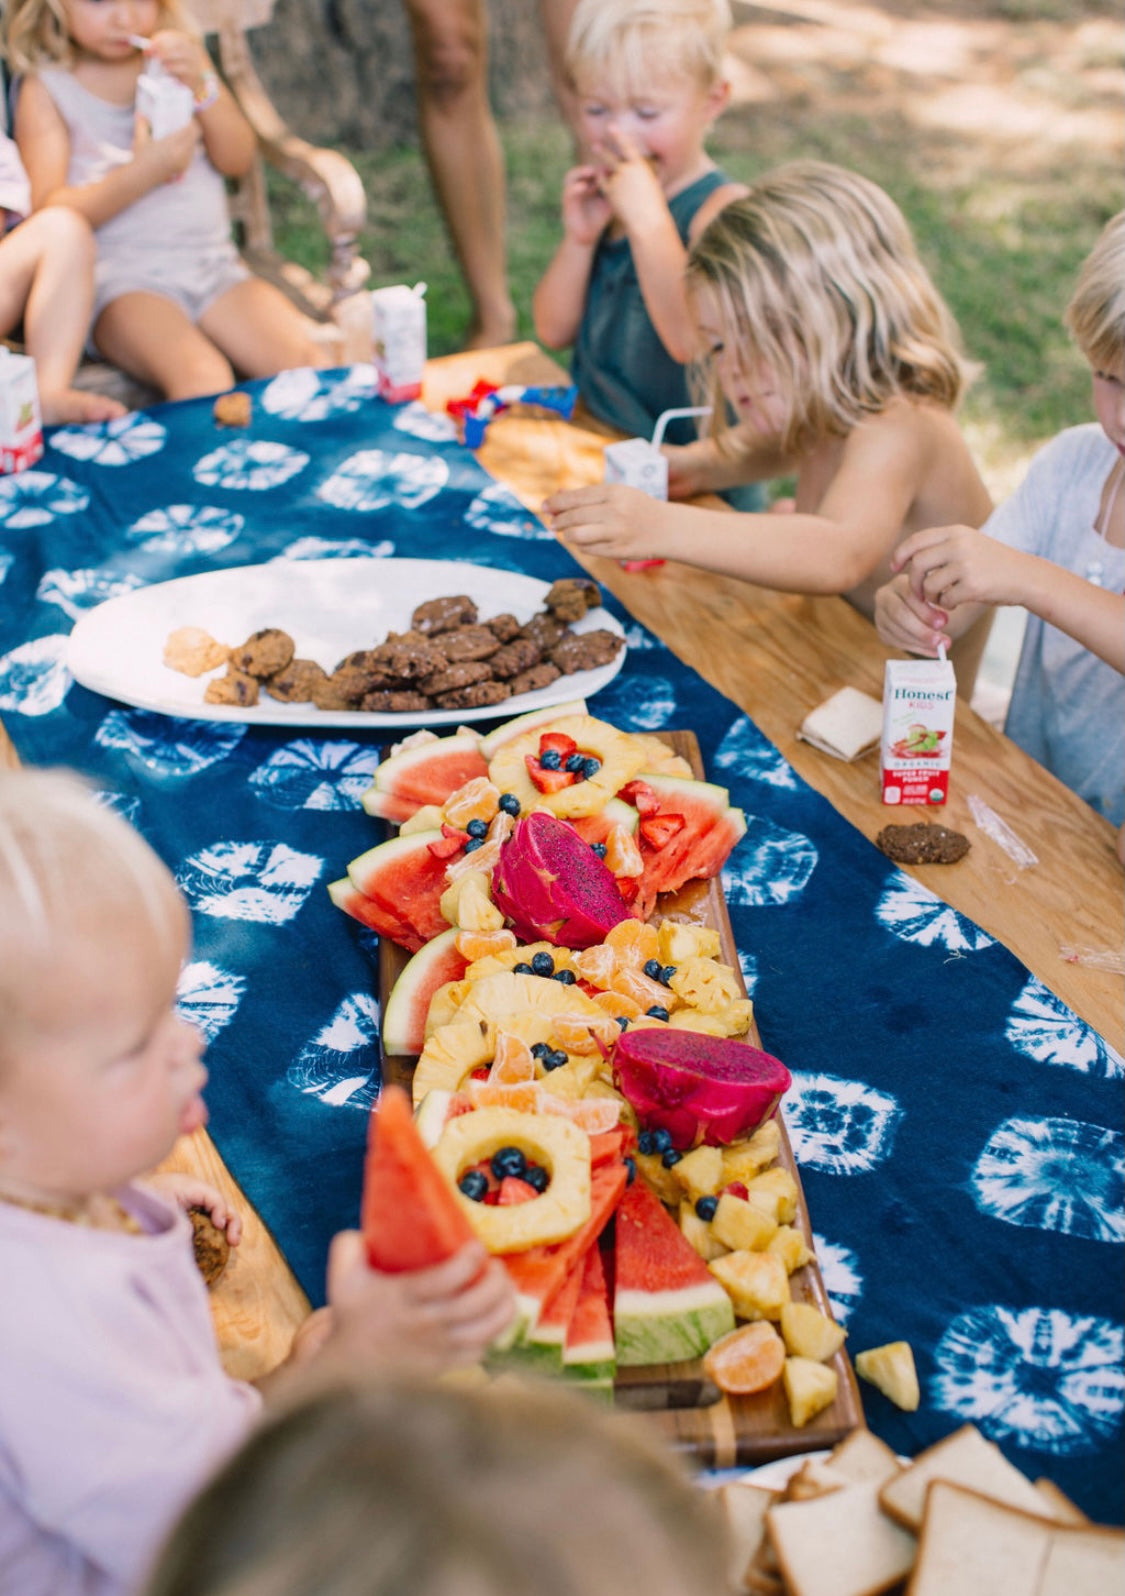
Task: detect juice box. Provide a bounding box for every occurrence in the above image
[135,66,195,138]
[0,351,43,475]
[603,436,668,499]
[881,657,956,806]
[371,285,427,403]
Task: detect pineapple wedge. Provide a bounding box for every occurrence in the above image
[433,1108,591,1252]
[708,1250,791,1321]
[854,1341,920,1411]
[679,1202,730,1262]
[486,714,647,818]
[671,1144,724,1202]
[439,870,503,932]
[711,1193,778,1253]
[412,1020,493,1105]
[721,1120,781,1184]
[766,1226,814,1274]
[783,1356,839,1427]
[657,919,722,963]
[747,1167,799,1224]
[780,1302,847,1362]
[668,957,744,1014]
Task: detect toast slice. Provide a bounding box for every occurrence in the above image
[1038,1521,1125,1594]
[1033,1477,1089,1526]
[718,1481,776,1593]
[828,1428,903,1486]
[880,1425,1057,1532]
[768,1477,916,1596]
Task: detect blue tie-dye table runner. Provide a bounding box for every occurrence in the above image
[0,368,1121,1522]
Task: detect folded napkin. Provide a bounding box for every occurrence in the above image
[798,686,883,762]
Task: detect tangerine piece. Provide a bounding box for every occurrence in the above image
[702,1322,787,1395]
[456,927,518,961]
[443,776,501,828]
[444,810,515,883]
[592,988,644,1021]
[603,823,644,878]
[551,1012,621,1055]
[539,1094,621,1133]
[610,965,674,1011]
[489,1031,537,1083]
[467,1079,542,1113]
[605,919,661,966]
[573,943,619,989]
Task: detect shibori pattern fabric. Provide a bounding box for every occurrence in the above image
[0,367,1121,1522]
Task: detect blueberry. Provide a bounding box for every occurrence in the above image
[646,1005,670,1021]
[582,757,601,778]
[513,962,534,975]
[543,1049,569,1071]
[539,748,562,770]
[661,1148,682,1168]
[624,1155,637,1186]
[637,1131,657,1156]
[530,951,555,976]
[531,1042,552,1060]
[615,1015,630,1029]
[525,1164,549,1193]
[499,793,521,816]
[661,965,677,985]
[590,842,607,858]
[695,1195,719,1221]
[553,968,577,985]
[491,1145,527,1181]
[463,836,484,853]
[643,958,663,979]
[565,752,587,772]
[652,1128,673,1153]
[459,1170,489,1202]
[465,818,488,838]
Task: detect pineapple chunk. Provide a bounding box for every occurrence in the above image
[671,1145,724,1201]
[657,920,722,963]
[721,1120,781,1183]
[747,1167,799,1224]
[711,1193,778,1253]
[630,736,694,777]
[668,957,744,1014]
[679,1202,730,1262]
[439,870,503,933]
[780,1302,847,1362]
[708,1250,791,1321]
[635,1150,684,1207]
[783,1357,839,1428]
[412,1020,493,1105]
[482,1011,554,1051]
[710,999,755,1037]
[668,1010,729,1037]
[424,978,474,1038]
[854,1342,920,1411]
[766,1226,814,1274]
[433,1108,591,1251]
[537,1058,598,1099]
[399,803,445,835]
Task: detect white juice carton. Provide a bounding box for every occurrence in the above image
[603,436,668,498]
[135,64,195,138]
[371,285,427,403]
[881,656,956,806]
[0,351,43,475]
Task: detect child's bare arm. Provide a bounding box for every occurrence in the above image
[664,423,794,500]
[16,77,197,223]
[533,166,608,348]
[148,30,256,177]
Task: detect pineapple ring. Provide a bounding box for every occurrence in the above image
[486,714,647,819]
[434,1108,591,1252]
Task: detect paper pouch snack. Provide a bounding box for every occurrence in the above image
[371,285,427,403]
[0,351,43,475]
[881,657,956,806]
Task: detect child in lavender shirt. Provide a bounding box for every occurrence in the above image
[0,770,514,1596]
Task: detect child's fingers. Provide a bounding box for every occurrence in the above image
[407,1241,489,1301]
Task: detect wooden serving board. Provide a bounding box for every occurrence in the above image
[379,730,865,1467]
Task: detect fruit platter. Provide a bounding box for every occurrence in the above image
[332,699,864,1465]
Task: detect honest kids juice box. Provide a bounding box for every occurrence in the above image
[881,657,956,805]
[0,351,43,475]
[371,284,427,403]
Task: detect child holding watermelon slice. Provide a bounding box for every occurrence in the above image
[0,769,514,1596]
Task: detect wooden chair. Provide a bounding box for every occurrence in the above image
[75,0,371,407]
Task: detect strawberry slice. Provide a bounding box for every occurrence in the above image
[539,731,578,761]
[497,1176,539,1205]
[618,779,659,816]
[638,812,686,850]
[615,874,641,904]
[723,1181,749,1200]
[525,754,578,794]
[427,832,466,859]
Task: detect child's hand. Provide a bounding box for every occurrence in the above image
[595,124,665,232]
[560,164,612,247]
[664,442,711,501]
[146,28,213,100]
[544,482,664,562]
[145,1171,242,1246]
[892,524,1020,611]
[322,1232,516,1371]
[874,571,950,656]
[133,114,201,183]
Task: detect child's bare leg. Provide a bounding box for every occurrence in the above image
[198,278,328,379]
[0,211,125,424]
[94,292,235,401]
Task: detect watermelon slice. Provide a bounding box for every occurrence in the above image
[624,773,746,917]
[519,1248,586,1372]
[502,1158,628,1341]
[564,1241,616,1394]
[382,927,469,1056]
[362,1083,476,1272]
[613,1177,735,1365]
[345,829,460,950]
[363,731,489,822]
[328,877,420,948]
[569,798,639,847]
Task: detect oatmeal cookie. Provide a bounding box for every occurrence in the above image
[204,667,260,707]
[520,612,567,652]
[486,612,523,643]
[411,595,478,635]
[438,624,503,663]
[371,637,447,680]
[875,822,971,865]
[264,659,329,703]
[488,637,542,680]
[418,661,495,696]
[189,1207,230,1288]
[163,626,230,677]
[549,628,623,674]
[433,679,513,710]
[507,661,561,695]
[544,577,600,623]
[212,391,252,428]
[361,689,433,713]
[231,628,296,679]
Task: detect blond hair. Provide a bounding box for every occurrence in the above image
[566,0,732,95]
[686,160,969,456]
[2,0,191,72]
[1064,212,1125,372]
[0,769,185,1066]
[143,1375,729,1596]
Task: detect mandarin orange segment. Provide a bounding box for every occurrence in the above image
[467,1079,542,1113]
[444,809,515,883]
[605,919,661,965]
[455,927,518,961]
[603,823,644,878]
[573,944,619,988]
[551,1012,621,1056]
[610,965,677,1011]
[442,776,501,828]
[489,1031,537,1083]
[592,988,644,1021]
[539,1094,621,1133]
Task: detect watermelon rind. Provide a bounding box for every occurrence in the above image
[614,1281,735,1366]
[383,926,468,1056]
[413,1090,453,1149]
[478,697,588,761]
[367,731,488,815]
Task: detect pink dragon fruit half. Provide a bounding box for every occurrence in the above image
[612,1028,791,1149]
[491,811,636,948]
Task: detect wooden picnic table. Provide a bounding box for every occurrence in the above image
[3,342,1121,1402]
